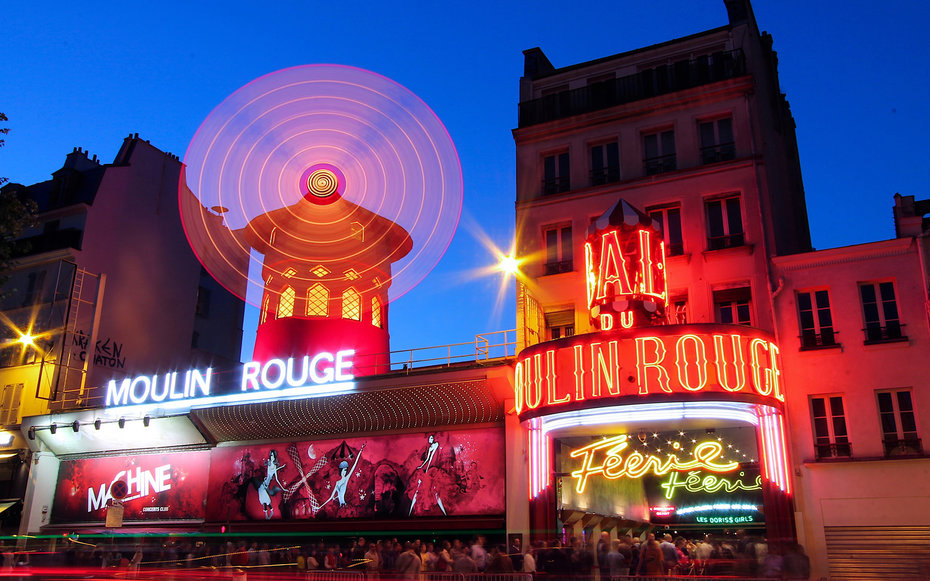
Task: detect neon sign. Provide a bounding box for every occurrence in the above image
[568,434,738,493]
[514,326,783,417]
[105,350,355,411]
[660,469,762,500]
[585,216,668,330]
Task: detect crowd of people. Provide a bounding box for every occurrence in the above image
[4,531,810,579]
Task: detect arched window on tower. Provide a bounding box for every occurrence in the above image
[371,296,383,328]
[342,287,361,321]
[277,286,296,319]
[307,284,329,317]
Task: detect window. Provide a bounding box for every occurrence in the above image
[648,205,683,256]
[545,310,574,340]
[24,270,46,305]
[0,384,24,426]
[306,284,329,317]
[195,286,211,318]
[699,117,735,164]
[860,282,905,343]
[811,396,850,459]
[544,225,573,275]
[590,142,620,185]
[342,287,361,321]
[877,389,921,456]
[668,296,688,324]
[543,152,570,194]
[642,129,676,175]
[714,287,751,325]
[277,286,296,319]
[706,195,744,249]
[797,290,837,349]
[371,296,383,328]
[350,221,365,241]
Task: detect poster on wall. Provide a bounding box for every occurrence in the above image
[206,429,505,521]
[52,450,211,523]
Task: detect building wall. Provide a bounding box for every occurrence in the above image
[0,136,244,416]
[774,237,930,578]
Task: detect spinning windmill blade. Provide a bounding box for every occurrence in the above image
[179,65,463,308]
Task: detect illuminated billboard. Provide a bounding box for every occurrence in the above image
[52,451,211,523]
[205,428,505,521]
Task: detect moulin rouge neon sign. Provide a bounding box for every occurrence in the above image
[585,227,667,330]
[514,326,783,417]
[105,350,355,410]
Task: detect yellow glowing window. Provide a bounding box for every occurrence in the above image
[306,284,329,317]
[277,286,296,319]
[371,296,383,328]
[261,296,270,324]
[351,221,364,241]
[311,265,330,278]
[342,287,361,321]
[344,268,360,281]
[283,268,297,278]
[373,277,382,288]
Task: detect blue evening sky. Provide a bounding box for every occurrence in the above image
[3,1,928,360]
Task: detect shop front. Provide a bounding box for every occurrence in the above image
[514,200,795,545]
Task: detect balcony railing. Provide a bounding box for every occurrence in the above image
[544,259,573,275]
[800,329,839,350]
[643,153,677,176]
[519,49,747,127]
[883,437,922,457]
[815,441,851,460]
[707,233,745,250]
[590,166,621,186]
[701,142,736,164]
[863,322,906,344]
[666,241,684,256]
[542,176,571,195]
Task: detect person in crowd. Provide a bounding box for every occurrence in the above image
[509,536,524,571]
[596,531,610,581]
[394,542,420,580]
[783,542,811,580]
[470,535,488,571]
[452,546,478,573]
[606,540,628,579]
[436,540,453,572]
[486,544,514,573]
[522,544,537,575]
[639,539,664,576]
[364,542,380,578]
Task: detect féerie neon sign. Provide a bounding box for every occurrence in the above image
[660,469,762,500]
[569,434,737,493]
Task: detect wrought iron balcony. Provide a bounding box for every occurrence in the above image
[544,259,573,276]
[701,142,737,164]
[519,49,747,127]
[542,176,571,195]
[643,153,677,176]
[815,441,851,460]
[883,437,922,457]
[863,322,906,344]
[707,233,745,251]
[590,166,621,186]
[800,329,839,350]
